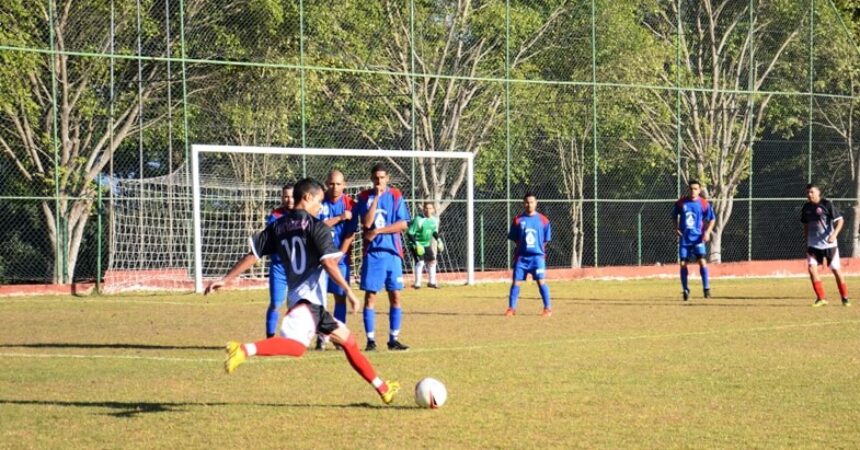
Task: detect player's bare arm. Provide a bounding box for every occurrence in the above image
[340,232,356,260]
[673,217,682,237]
[703,218,716,243]
[205,253,259,294]
[363,192,380,230]
[321,256,359,313]
[830,216,844,243]
[364,220,408,241]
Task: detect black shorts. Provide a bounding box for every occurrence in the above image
[413,244,436,263]
[293,300,340,336]
[806,247,838,267]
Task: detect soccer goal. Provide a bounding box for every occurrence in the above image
[191,145,476,293]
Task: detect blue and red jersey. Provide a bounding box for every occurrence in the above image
[672,196,716,246]
[356,187,411,257]
[266,206,291,263]
[508,212,551,258]
[319,194,358,250]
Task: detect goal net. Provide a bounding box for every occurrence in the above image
[188,145,475,293]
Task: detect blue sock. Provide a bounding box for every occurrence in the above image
[538,283,551,309]
[363,308,376,341]
[389,307,402,343]
[680,266,689,292]
[509,285,521,309]
[334,301,347,324]
[266,306,279,337]
[700,266,710,290]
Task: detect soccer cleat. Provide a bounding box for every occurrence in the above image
[682,290,690,302]
[387,339,410,351]
[224,341,247,374]
[412,284,421,289]
[314,338,325,351]
[379,381,400,405]
[365,339,377,351]
[505,308,516,317]
[703,289,711,299]
[428,283,439,289]
[842,298,851,307]
[812,299,828,307]
[541,308,553,317]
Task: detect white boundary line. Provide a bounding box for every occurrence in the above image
[1,320,857,364]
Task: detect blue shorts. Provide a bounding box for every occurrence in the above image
[513,255,546,281]
[327,262,351,297]
[679,243,707,261]
[360,252,404,293]
[269,260,288,308]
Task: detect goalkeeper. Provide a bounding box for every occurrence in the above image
[407,202,442,289]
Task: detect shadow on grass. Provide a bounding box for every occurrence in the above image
[0,399,417,418]
[0,343,222,351]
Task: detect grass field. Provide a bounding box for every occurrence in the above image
[2,277,859,449]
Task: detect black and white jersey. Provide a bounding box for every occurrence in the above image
[249,209,343,307]
[800,198,843,250]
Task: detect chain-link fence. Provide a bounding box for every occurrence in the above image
[1,0,859,287]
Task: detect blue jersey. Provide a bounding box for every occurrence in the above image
[356,187,411,257]
[319,194,358,251]
[508,212,551,258]
[672,196,715,246]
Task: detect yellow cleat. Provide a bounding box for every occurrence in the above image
[379,381,400,405]
[224,341,247,374]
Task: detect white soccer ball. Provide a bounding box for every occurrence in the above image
[414,377,447,409]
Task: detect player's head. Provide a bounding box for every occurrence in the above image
[326,169,346,198]
[423,201,435,217]
[523,192,537,214]
[806,183,821,203]
[281,183,295,210]
[687,180,701,199]
[292,178,325,215]
[370,163,389,189]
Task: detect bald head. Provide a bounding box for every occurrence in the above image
[326,169,346,199]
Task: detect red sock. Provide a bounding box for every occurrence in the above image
[341,334,386,393]
[813,280,826,300]
[250,337,306,357]
[838,283,849,299]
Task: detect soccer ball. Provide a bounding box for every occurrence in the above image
[414,377,447,409]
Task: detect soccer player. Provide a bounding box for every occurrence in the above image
[671,179,716,301]
[407,202,442,289]
[265,183,294,337]
[506,192,552,317]
[801,183,850,307]
[316,169,358,349]
[205,178,400,405]
[356,163,411,351]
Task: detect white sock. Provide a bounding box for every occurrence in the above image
[243,343,257,356]
[429,262,437,285]
[414,260,425,286]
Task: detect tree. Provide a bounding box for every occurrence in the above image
[637,0,807,262]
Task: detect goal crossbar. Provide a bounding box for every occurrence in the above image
[191,144,476,293]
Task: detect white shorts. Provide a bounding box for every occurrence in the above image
[279,301,343,347]
[807,247,841,270]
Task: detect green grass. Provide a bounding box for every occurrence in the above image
[2,277,860,449]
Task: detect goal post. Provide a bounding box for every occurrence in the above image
[191,144,476,293]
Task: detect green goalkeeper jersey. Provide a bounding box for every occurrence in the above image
[407,214,439,247]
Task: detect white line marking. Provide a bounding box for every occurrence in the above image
[0,320,857,364]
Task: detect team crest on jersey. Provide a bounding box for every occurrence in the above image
[374,209,387,229]
[321,204,330,217]
[525,229,537,247]
[816,207,824,215]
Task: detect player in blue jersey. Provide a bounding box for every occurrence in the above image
[315,169,359,349]
[265,183,294,337]
[671,180,716,301]
[356,163,411,351]
[506,193,553,317]
[206,178,400,405]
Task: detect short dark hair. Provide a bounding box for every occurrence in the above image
[370,163,387,175]
[806,183,820,191]
[688,179,700,187]
[523,192,537,201]
[282,183,294,191]
[292,178,324,204]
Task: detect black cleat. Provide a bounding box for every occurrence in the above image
[428,283,439,289]
[842,298,851,307]
[365,340,377,351]
[412,284,421,289]
[703,289,711,299]
[314,338,325,351]
[387,339,410,351]
[683,290,690,302]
